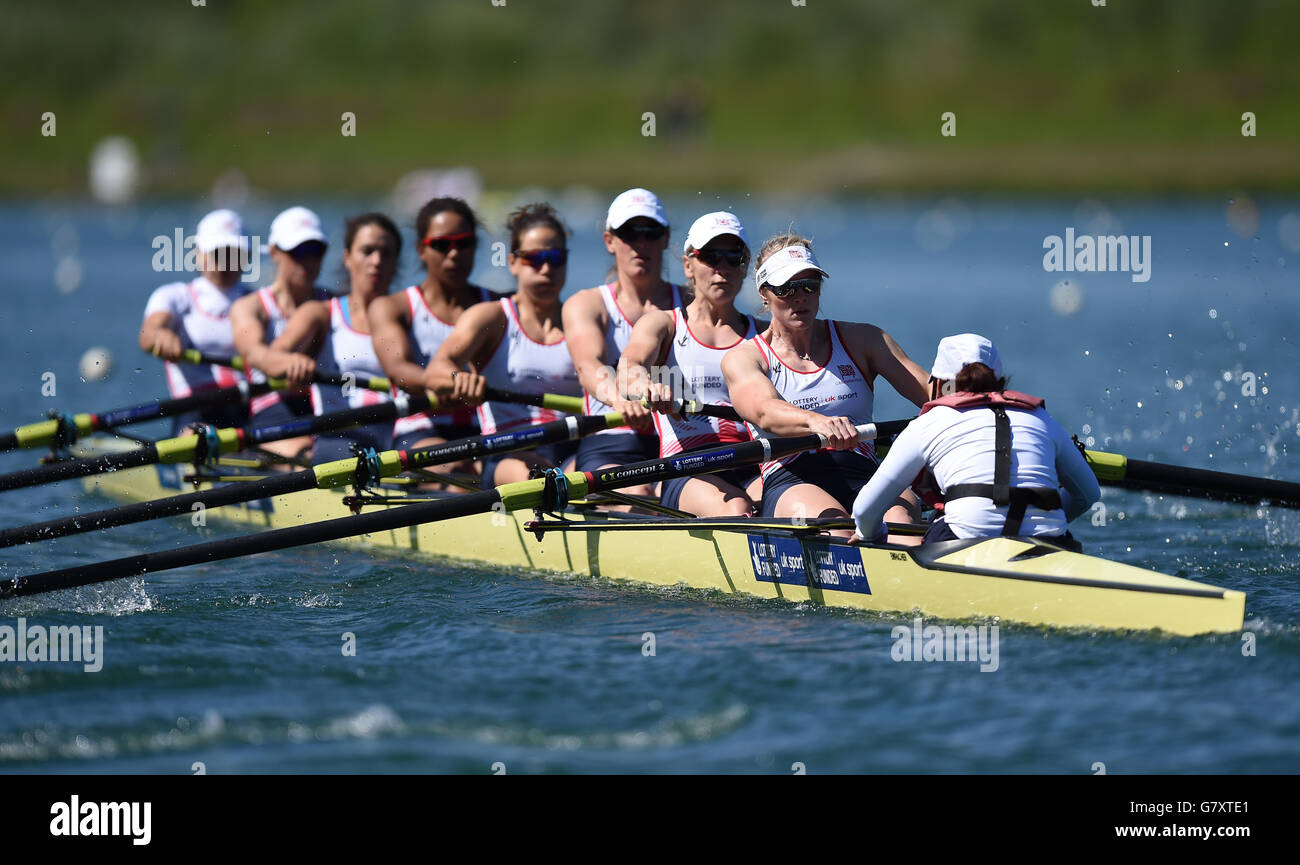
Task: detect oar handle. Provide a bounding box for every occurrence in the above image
[181,350,392,393]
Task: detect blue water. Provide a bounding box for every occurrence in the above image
[0,196,1297,773]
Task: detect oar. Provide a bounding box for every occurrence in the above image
[0,382,272,452]
[0,413,624,548]
[0,396,430,494]
[179,350,392,392]
[1085,449,1300,510]
[183,349,587,414]
[0,420,908,599]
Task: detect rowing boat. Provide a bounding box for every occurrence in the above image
[71,436,1245,636]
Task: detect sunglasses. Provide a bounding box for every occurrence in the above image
[765,277,822,298]
[514,248,568,269]
[691,248,749,269]
[422,232,478,254]
[612,224,667,244]
[288,241,327,261]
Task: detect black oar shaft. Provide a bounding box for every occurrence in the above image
[0,491,500,599]
[0,445,161,493]
[0,471,317,548]
[1117,458,1300,509]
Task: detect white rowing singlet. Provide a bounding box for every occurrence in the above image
[143,276,249,398]
[477,298,581,435]
[391,284,490,437]
[312,297,391,416]
[582,282,683,434]
[746,321,875,478]
[655,308,756,457]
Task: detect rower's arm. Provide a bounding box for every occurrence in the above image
[425,302,505,401]
[856,323,930,408]
[1049,412,1102,521]
[230,293,273,372]
[368,293,427,394]
[270,301,330,357]
[138,310,183,361]
[852,425,928,539]
[562,288,616,404]
[721,342,826,435]
[617,310,673,399]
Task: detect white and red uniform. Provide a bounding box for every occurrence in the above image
[142,277,250,397]
[745,321,876,478]
[248,285,330,415]
[477,298,581,435]
[311,297,391,415]
[391,285,491,440]
[654,308,757,456]
[582,282,684,437]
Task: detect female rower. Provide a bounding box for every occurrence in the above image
[268,213,402,464]
[425,203,581,487]
[721,235,931,541]
[618,212,762,517]
[851,334,1100,549]
[229,206,331,459]
[139,209,253,435]
[563,188,685,498]
[370,197,503,454]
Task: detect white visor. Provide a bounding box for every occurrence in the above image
[755,245,829,288]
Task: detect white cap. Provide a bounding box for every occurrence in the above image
[267,206,327,251]
[755,244,829,288]
[683,211,747,253]
[606,188,667,229]
[930,333,1003,380]
[194,209,248,254]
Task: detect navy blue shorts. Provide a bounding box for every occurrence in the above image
[660,466,759,511]
[480,439,580,488]
[758,450,879,519]
[575,432,660,472]
[311,422,395,464]
[249,393,315,429]
[392,422,482,453]
[169,402,251,437]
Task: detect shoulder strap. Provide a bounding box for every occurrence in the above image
[944,405,1062,536]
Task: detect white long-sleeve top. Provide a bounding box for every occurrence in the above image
[852,404,1101,540]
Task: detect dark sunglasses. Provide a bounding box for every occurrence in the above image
[765,277,822,298]
[612,224,667,244]
[288,241,327,261]
[691,248,749,269]
[422,232,478,254]
[514,248,568,269]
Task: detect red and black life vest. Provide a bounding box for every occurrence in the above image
[919,390,1061,536]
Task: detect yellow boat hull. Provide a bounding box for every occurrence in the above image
[79,446,1245,637]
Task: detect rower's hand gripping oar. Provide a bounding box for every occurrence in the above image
[180,350,394,393]
[0,420,907,599]
[0,413,626,549]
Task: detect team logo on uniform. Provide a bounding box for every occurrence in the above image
[838,364,857,380]
[677,332,689,347]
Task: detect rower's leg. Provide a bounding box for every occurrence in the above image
[772,483,854,538]
[884,488,924,547]
[677,475,755,518]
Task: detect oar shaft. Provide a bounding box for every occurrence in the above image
[1117,457,1300,509]
[182,350,391,392]
[0,491,502,599]
[0,383,265,452]
[0,471,317,548]
[0,445,161,493]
